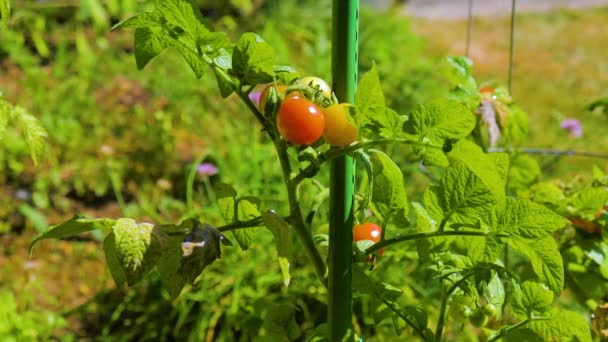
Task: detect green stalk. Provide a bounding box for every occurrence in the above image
[329,0,359,340]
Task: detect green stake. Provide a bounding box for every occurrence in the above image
[329,0,358,340]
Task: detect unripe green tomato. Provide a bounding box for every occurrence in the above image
[322,103,358,147]
[298,76,332,99]
[469,308,489,328]
[482,303,497,317]
[448,295,474,324]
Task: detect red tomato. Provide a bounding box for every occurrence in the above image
[276,97,325,145]
[353,223,382,243]
[479,86,495,95]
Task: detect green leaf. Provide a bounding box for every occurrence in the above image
[174,40,208,78]
[508,154,541,194]
[134,27,171,70]
[232,196,261,250]
[232,32,275,85]
[112,218,163,285]
[568,187,608,220]
[440,56,479,109]
[262,210,293,287]
[179,223,231,284]
[214,67,234,98]
[262,302,302,341]
[18,203,48,233]
[499,198,568,239]
[448,140,507,210]
[508,237,564,295]
[11,105,47,165]
[0,0,9,30]
[510,308,592,342]
[404,99,476,166]
[216,182,237,223]
[156,234,186,299]
[375,107,407,140]
[441,56,475,88]
[352,267,402,302]
[510,281,554,319]
[30,216,115,254]
[405,99,475,140]
[502,327,544,342]
[396,306,434,340]
[502,105,529,145]
[424,162,495,229]
[527,182,564,206]
[103,233,127,288]
[410,202,437,233]
[112,11,163,30]
[0,100,10,137]
[155,0,205,37]
[356,63,385,127]
[368,149,409,228]
[467,236,504,264]
[274,65,299,84]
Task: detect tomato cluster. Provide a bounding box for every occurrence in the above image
[257,76,359,147]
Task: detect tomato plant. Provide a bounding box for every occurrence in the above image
[26,2,601,342]
[322,103,358,147]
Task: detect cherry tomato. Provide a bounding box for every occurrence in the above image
[482,303,497,317]
[353,223,382,243]
[469,308,489,327]
[479,86,495,95]
[322,103,358,147]
[298,76,332,99]
[276,97,325,145]
[258,84,301,113]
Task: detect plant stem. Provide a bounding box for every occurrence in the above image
[186,151,207,214]
[291,139,443,185]
[435,271,476,341]
[217,216,264,232]
[323,139,442,161]
[487,316,549,342]
[274,138,327,284]
[218,65,326,285]
[366,230,510,254]
[382,298,430,341]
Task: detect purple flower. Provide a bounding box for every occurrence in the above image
[197,162,218,176]
[249,91,261,106]
[560,118,583,138]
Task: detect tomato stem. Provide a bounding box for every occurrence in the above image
[435,271,476,341]
[274,137,328,285]
[365,230,511,254]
